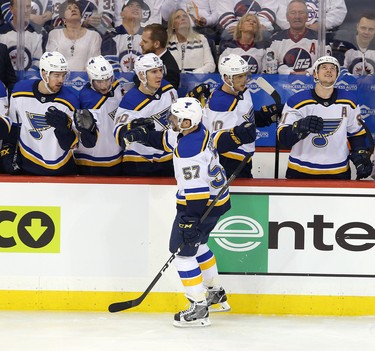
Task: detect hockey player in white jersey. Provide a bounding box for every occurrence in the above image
[278,55,373,179]
[75,55,123,176]
[114,53,178,176]
[120,96,256,327]
[204,53,282,178]
[1,51,96,176]
[0,81,11,173]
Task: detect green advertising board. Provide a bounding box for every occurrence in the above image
[208,194,269,273]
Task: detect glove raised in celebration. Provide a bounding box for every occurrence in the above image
[73,109,97,133]
[186,83,211,100]
[178,216,201,247]
[125,117,155,131]
[119,125,150,149]
[45,106,72,130]
[231,121,257,144]
[350,149,373,179]
[292,115,324,139]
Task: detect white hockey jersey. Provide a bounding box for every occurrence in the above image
[278,88,366,176]
[203,85,255,162]
[0,82,9,144]
[158,123,230,217]
[217,0,278,32]
[219,41,266,74]
[0,23,44,71]
[102,27,143,73]
[74,81,123,172]
[9,79,80,175]
[268,28,331,74]
[114,80,178,165]
[344,49,375,76]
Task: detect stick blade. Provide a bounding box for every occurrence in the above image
[108,299,140,313]
[256,76,282,105]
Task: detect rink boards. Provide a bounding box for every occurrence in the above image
[0,176,374,315]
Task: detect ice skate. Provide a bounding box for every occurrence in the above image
[173,297,211,328]
[207,287,231,313]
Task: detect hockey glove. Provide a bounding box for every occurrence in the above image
[119,126,149,149]
[350,149,373,179]
[178,216,201,247]
[232,121,257,145]
[186,83,211,100]
[255,103,284,126]
[73,109,97,133]
[0,143,20,174]
[292,115,324,139]
[125,117,155,131]
[45,106,72,130]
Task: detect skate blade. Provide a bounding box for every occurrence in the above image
[173,317,211,328]
[208,301,231,313]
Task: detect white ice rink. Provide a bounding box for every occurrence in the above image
[1,311,375,351]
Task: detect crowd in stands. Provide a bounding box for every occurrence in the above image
[0,0,374,180]
[0,0,373,76]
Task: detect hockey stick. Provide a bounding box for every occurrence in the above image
[108,149,252,313]
[256,76,282,178]
[256,76,281,105]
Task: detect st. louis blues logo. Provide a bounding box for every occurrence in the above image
[27,111,50,139]
[311,118,342,148]
[243,106,255,123]
[151,107,171,130]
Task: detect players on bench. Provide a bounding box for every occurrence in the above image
[278,55,373,179]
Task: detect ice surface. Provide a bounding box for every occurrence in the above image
[0,311,374,351]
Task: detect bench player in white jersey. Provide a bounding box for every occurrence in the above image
[75,56,123,176]
[0,81,11,173]
[120,96,256,327]
[114,53,178,176]
[204,53,282,178]
[1,51,96,176]
[278,56,373,179]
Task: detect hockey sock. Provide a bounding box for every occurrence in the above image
[174,255,206,301]
[196,244,221,288]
